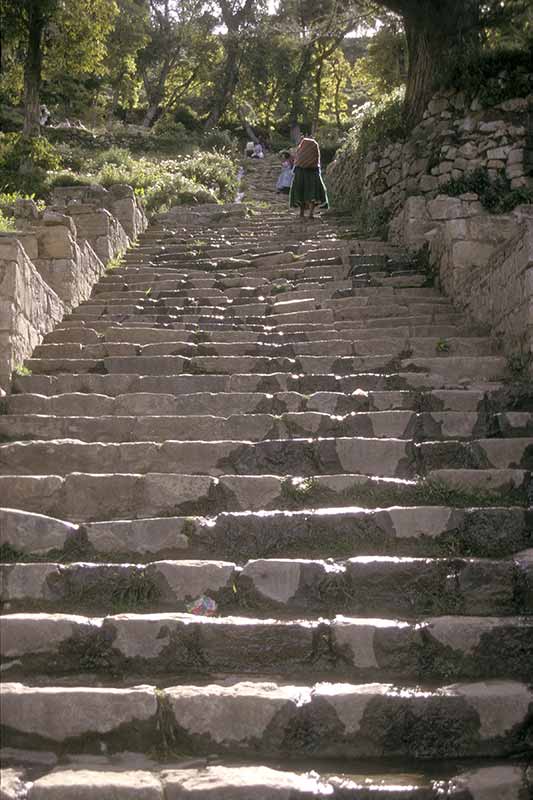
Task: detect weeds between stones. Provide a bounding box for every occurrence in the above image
[13,364,32,377]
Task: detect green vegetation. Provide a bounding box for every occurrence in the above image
[441,168,533,214]
[0,133,240,217]
[13,365,32,377]
[0,211,16,232]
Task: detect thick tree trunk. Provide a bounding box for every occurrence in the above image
[311,62,323,136]
[23,1,46,137]
[142,103,162,127]
[379,0,481,126]
[288,47,312,135]
[204,37,240,130]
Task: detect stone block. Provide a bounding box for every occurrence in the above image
[487,146,511,160]
[428,196,464,220]
[419,174,439,193]
[507,148,524,166]
[452,239,495,268]
[37,226,75,260]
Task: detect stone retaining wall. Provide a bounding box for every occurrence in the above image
[0,184,147,393]
[327,84,533,375]
[0,238,64,393]
[328,89,532,220]
[429,205,533,370]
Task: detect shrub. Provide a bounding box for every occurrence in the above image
[153,117,193,150]
[441,167,533,214]
[0,133,63,172]
[89,146,135,171]
[442,42,533,106]
[0,191,46,215]
[173,106,202,131]
[202,128,238,155]
[0,210,16,232]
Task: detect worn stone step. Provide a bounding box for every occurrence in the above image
[5,388,495,417]
[34,337,495,361]
[0,411,499,444]
[3,505,531,562]
[9,761,531,799]
[2,612,532,682]
[418,438,533,471]
[2,680,531,759]
[0,410,421,443]
[2,554,530,617]
[0,435,418,478]
[493,412,533,437]
[2,435,531,479]
[1,470,529,522]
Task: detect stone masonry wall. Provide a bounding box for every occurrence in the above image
[0,237,64,393]
[429,205,533,369]
[327,84,533,374]
[328,89,532,220]
[0,184,147,393]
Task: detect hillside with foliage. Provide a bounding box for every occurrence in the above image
[0,0,531,226]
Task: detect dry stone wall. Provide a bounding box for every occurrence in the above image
[0,237,64,393]
[428,204,533,368]
[0,185,147,393]
[327,85,533,375]
[328,89,532,220]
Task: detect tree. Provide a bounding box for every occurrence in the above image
[276,0,368,139]
[1,0,119,135]
[204,0,266,130]
[103,0,149,122]
[138,0,215,127]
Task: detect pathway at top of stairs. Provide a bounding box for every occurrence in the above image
[1,154,533,799]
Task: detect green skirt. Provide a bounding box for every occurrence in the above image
[289,166,329,208]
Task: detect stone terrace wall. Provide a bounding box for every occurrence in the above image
[0,184,147,393]
[0,237,64,392]
[327,85,533,374]
[328,89,532,220]
[429,205,533,370]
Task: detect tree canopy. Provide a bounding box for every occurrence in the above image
[0,0,530,139]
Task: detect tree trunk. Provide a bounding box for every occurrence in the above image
[23,1,46,137]
[238,108,260,144]
[311,62,323,136]
[379,0,481,126]
[288,46,312,135]
[334,73,342,133]
[204,36,241,130]
[142,103,161,127]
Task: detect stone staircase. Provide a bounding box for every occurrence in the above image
[1,155,532,798]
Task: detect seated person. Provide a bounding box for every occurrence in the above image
[276,151,294,194]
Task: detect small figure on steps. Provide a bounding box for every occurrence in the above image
[251,142,264,159]
[289,134,328,219]
[276,150,294,195]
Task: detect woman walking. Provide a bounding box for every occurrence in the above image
[289,135,328,219]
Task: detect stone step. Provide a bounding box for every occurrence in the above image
[2,612,532,681]
[4,388,496,416]
[493,412,533,437]
[0,435,417,477]
[24,354,404,376]
[23,354,508,381]
[0,470,530,522]
[2,680,531,760]
[0,410,497,444]
[41,324,484,345]
[31,336,498,361]
[2,555,530,617]
[7,760,531,799]
[3,505,530,562]
[11,369,505,398]
[1,436,531,478]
